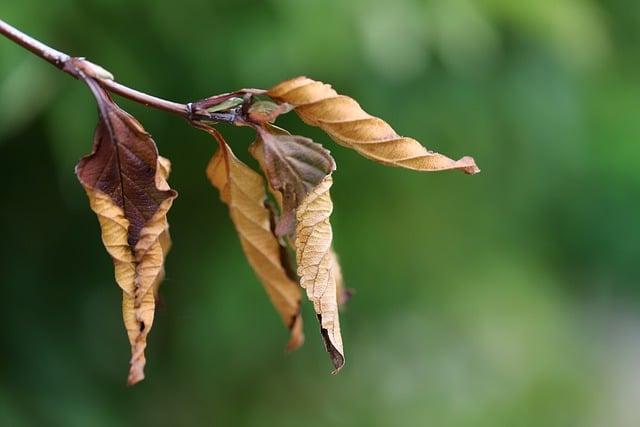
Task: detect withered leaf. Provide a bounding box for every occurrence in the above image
[295,175,344,372]
[267,77,480,174]
[251,141,350,307]
[251,132,349,365]
[204,127,304,351]
[76,78,177,385]
[255,125,335,237]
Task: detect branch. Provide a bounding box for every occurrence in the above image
[0,19,235,122]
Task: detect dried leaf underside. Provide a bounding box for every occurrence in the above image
[249,127,345,370]
[295,175,344,371]
[206,130,304,351]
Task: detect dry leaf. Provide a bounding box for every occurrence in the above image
[76,78,177,385]
[248,127,284,208]
[251,141,351,303]
[251,137,350,308]
[295,175,345,372]
[251,133,350,304]
[251,132,348,367]
[255,125,335,237]
[267,77,480,174]
[204,127,304,351]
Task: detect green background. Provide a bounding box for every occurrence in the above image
[1,1,639,426]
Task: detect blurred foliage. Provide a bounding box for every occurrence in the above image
[1,0,639,426]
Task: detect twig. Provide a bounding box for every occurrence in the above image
[0,18,235,122]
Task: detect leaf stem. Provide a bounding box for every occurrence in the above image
[0,19,235,123]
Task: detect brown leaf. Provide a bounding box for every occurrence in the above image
[255,125,335,237]
[205,128,304,351]
[252,135,349,366]
[248,131,282,207]
[295,175,345,372]
[251,139,350,307]
[76,78,177,385]
[267,77,480,174]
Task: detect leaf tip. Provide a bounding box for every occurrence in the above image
[286,315,305,352]
[126,317,151,386]
[330,353,345,375]
[127,365,145,386]
[317,315,345,374]
[458,156,480,175]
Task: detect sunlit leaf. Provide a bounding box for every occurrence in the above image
[267,77,480,174]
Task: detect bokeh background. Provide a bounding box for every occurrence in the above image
[1,1,639,426]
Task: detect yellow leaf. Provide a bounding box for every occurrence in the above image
[81,156,174,385]
[76,79,177,385]
[206,130,304,351]
[267,77,480,174]
[251,135,350,308]
[253,133,351,327]
[295,174,345,372]
[75,79,178,385]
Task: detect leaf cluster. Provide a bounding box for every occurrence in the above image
[74,75,478,384]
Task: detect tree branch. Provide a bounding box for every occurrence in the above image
[0,19,236,122]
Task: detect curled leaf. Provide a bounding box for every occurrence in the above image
[76,78,177,385]
[205,128,304,351]
[295,175,344,372]
[255,125,335,237]
[252,137,350,304]
[252,135,348,367]
[267,77,479,174]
